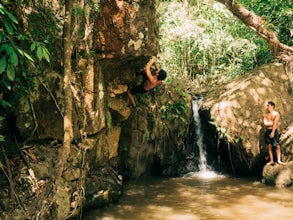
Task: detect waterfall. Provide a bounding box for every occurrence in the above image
[192,99,208,172]
[185,99,219,179]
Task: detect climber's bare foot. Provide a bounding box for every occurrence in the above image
[277,161,286,166]
[266,161,274,166]
[127,89,136,107]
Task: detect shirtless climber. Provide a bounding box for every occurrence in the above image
[127,56,167,107]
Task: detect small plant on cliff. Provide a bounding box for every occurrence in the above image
[161,99,187,122]
[160,88,188,122]
[106,111,112,129]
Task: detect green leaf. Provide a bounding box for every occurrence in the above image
[1,44,14,55]
[0,99,12,108]
[4,19,14,35]
[0,4,18,24]
[30,42,36,51]
[16,48,34,62]
[17,34,27,40]
[6,63,15,81]
[9,51,19,67]
[36,46,43,61]
[41,46,50,62]
[0,56,7,74]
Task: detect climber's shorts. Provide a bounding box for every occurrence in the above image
[129,84,147,95]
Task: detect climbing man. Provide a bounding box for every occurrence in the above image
[263,101,285,165]
[127,56,167,107]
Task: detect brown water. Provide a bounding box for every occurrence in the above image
[83,173,293,220]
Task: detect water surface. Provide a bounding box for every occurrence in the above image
[83,174,293,220]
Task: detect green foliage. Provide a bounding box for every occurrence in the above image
[161,88,187,122]
[157,0,281,82]
[30,42,51,63]
[217,126,230,140]
[175,88,186,98]
[161,99,187,122]
[235,135,244,143]
[0,3,50,111]
[239,0,293,46]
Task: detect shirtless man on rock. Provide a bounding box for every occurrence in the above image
[263,101,285,165]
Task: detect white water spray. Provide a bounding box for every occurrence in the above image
[186,99,219,179]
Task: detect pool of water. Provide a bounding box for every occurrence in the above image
[83,173,293,220]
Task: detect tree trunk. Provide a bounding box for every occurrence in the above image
[49,0,73,218]
[57,0,73,187]
[216,0,293,72]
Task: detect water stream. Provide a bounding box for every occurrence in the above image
[83,99,293,219]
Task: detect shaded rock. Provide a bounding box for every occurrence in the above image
[84,166,123,210]
[119,82,193,178]
[262,162,293,187]
[108,97,131,122]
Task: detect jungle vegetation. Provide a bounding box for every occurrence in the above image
[0,0,292,217]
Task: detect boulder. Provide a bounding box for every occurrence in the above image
[201,63,293,176]
[262,162,293,187]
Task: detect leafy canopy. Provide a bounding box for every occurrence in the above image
[157,0,290,83]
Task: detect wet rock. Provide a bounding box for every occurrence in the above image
[84,166,123,210]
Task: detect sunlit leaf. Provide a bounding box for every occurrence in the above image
[16,48,34,62]
[30,42,36,51]
[0,4,18,24]
[41,46,50,62]
[36,46,43,61]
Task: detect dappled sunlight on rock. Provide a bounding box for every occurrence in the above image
[202,63,293,175]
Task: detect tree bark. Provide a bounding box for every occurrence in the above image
[216,0,293,71]
[57,0,73,186]
[48,0,73,218]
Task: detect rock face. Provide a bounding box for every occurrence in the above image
[9,1,193,218]
[201,63,293,176]
[262,162,293,187]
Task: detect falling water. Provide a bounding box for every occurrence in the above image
[187,99,218,179]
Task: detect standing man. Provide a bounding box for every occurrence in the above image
[127,56,167,107]
[263,101,285,165]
